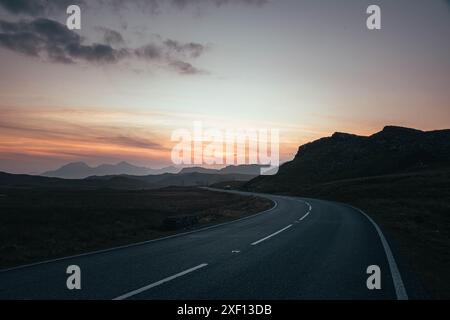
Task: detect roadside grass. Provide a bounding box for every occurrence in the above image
[0,187,272,269]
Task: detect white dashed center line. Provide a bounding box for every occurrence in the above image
[113,263,208,300]
[251,225,293,246]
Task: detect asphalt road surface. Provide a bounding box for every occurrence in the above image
[0,189,409,300]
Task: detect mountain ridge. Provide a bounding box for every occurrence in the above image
[42,162,267,179]
[42,161,179,179]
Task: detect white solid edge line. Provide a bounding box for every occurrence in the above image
[297,200,312,221]
[0,197,277,274]
[113,263,208,300]
[299,210,311,221]
[353,206,409,300]
[251,224,293,246]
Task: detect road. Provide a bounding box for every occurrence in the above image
[0,189,408,300]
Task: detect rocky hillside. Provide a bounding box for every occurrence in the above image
[245,126,450,192]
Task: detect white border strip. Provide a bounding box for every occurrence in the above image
[298,200,312,221]
[351,206,409,300]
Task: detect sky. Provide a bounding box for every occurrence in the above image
[0,0,449,174]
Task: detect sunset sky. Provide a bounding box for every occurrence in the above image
[0,0,449,174]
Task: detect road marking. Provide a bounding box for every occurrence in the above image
[350,206,409,300]
[299,210,311,221]
[251,225,292,246]
[113,263,208,300]
[232,250,241,253]
[297,200,312,221]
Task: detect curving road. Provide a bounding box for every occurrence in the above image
[0,189,408,300]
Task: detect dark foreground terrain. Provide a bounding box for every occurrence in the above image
[0,187,272,269]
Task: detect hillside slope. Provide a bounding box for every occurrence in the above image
[246,126,450,192]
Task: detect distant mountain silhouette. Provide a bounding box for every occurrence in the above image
[219,164,265,175]
[1,170,256,190]
[42,162,266,179]
[121,172,256,188]
[180,164,265,175]
[179,167,219,174]
[42,161,179,179]
[245,126,450,193]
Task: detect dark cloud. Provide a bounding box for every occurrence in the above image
[0,18,80,61]
[135,43,163,60]
[98,27,125,46]
[0,32,41,57]
[0,0,45,15]
[66,43,128,64]
[169,60,203,75]
[0,0,79,16]
[0,18,206,74]
[111,0,269,15]
[171,0,268,9]
[135,41,206,74]
[0,18,122,64]
[164,39,205,58]
[0,0,267,17]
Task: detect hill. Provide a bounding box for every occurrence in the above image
[245,126,450,192]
